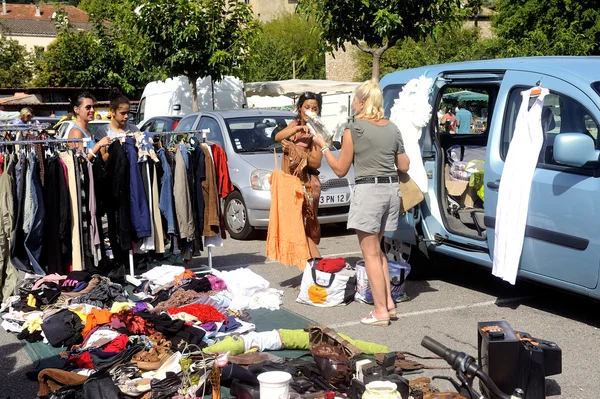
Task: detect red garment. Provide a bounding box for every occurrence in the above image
[102,334,129,353]
[0,154,4,174]
[211,144,234,199]
[167,304,226,323]
[116,310,156,335]
[316,258,346,274]
[65,352,94,369]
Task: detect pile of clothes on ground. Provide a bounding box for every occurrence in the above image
[0,265,289,398]
[1,265,445,399]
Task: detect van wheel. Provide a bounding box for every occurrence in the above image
[225,191,254,240]
[382,237,432,279]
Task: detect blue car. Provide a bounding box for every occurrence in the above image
[381,56,600,300]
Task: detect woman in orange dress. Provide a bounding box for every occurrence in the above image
[274,92,323,259]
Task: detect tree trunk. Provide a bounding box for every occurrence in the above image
[189,75,199,112]
[371,51,382,82]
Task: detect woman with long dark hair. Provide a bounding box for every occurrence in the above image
[274,92,324,259]
[67,92,110,161]
[94,94,139,162]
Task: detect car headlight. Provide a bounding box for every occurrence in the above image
[250,169,271,191]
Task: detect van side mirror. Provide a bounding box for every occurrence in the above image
[554,133,600,169]
[332,141,342,150]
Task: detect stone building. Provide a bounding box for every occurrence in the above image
[244,0,297,22]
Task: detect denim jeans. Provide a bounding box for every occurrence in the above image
[24,152,46,275]
[158,148,176,235]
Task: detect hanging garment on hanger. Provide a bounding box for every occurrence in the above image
[191,142,206,243]
[60,150,83,271]
[210,143,234,199]
[174,146,195,241]
[136,161,155,253]
[76,155,93,269]
[150,161,165,254]
[44,154,72,275]
[157,148,176,235]
[10,151,32,273]
[123,137,151,240]
[201,145,219,237]
[23,151,46,275]
[493,88,548,285]
[105,140,132,262]
[266,151,310,270]
[0,166,18,301]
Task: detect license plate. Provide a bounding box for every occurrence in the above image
[319,193,349,205]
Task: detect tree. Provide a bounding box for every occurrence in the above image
[33,4,157,94]
[298,0,478,81]
[79,0,119,21]
[493,0,600,56]
[131,0,258,112]
[241,13,325,82]
[0,36,32,87]
[356,27,502,81]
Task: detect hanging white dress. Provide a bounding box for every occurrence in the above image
[493,88,548,285]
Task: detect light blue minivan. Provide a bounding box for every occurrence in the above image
[381,56,600,300]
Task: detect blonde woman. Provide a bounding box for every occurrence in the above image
[11,107,34,125]
[312,80,410,326]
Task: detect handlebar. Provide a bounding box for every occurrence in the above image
[421,336,514,399]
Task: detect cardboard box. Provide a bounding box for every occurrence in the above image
[445,165,478,208]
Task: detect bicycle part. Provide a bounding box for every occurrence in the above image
[422,336,512,399]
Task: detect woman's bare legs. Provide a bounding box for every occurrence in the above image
[357,230,390,320]
[378,230,395,312]
[308,237,321,259]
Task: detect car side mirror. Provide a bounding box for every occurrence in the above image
[332,141,342,150]
[554,133,600,170]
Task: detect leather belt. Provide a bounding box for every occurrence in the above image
[355,176,399,184]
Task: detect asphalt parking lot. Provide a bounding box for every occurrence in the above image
[1,225,599,398]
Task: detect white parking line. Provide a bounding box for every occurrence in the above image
[328,296,532,329]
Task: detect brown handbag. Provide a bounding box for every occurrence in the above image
[398,171,424,214]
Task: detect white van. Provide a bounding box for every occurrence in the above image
[136,76,246,125]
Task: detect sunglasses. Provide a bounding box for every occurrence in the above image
[79,104,96,110]
[303,92,322,101]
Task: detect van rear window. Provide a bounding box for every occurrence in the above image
[382,84,404,118]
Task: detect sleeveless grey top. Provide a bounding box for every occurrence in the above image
[348,119,405,180]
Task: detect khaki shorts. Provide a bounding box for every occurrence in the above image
[347,182,401,234]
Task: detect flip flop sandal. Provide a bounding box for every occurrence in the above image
[360,312,390,327]
[389,308,398,321]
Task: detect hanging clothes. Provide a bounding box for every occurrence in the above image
[201,145,219,237]
[60,150,82,271]
[191,141,206,242]
[44,154,71,275]
[0,163,18,301]
[10,151,30,273]
[211,143,234,199]
[266,152,310,270]
[173,146,195,241]
[493,88,548,285]
[23,151,45,274]
[123,137,151,240]
[105,140,132,262]
[150,161,165,254]
[157,148,176,235]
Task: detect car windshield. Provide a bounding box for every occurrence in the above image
[88,122,108,136]
[225,116,294,153]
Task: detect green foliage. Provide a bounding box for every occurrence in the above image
[0,36,32,88]
[131,0,258,111]
[493,0,600,56]
[33,3,156,95]
[79,0,118,21]
[241,13,325,82]
[356,27,502,81]
[298,0,478,80]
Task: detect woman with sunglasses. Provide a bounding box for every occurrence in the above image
[67,92,111,161]
[313,80,410,326]
[274,92,324,259]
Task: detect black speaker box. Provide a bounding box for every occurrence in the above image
[477,321,561,399]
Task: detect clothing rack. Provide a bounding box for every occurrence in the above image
[0,137,91,145]
[0,123,52,131]
[128,128,216,282]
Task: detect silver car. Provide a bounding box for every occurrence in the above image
[174,110,354,240]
